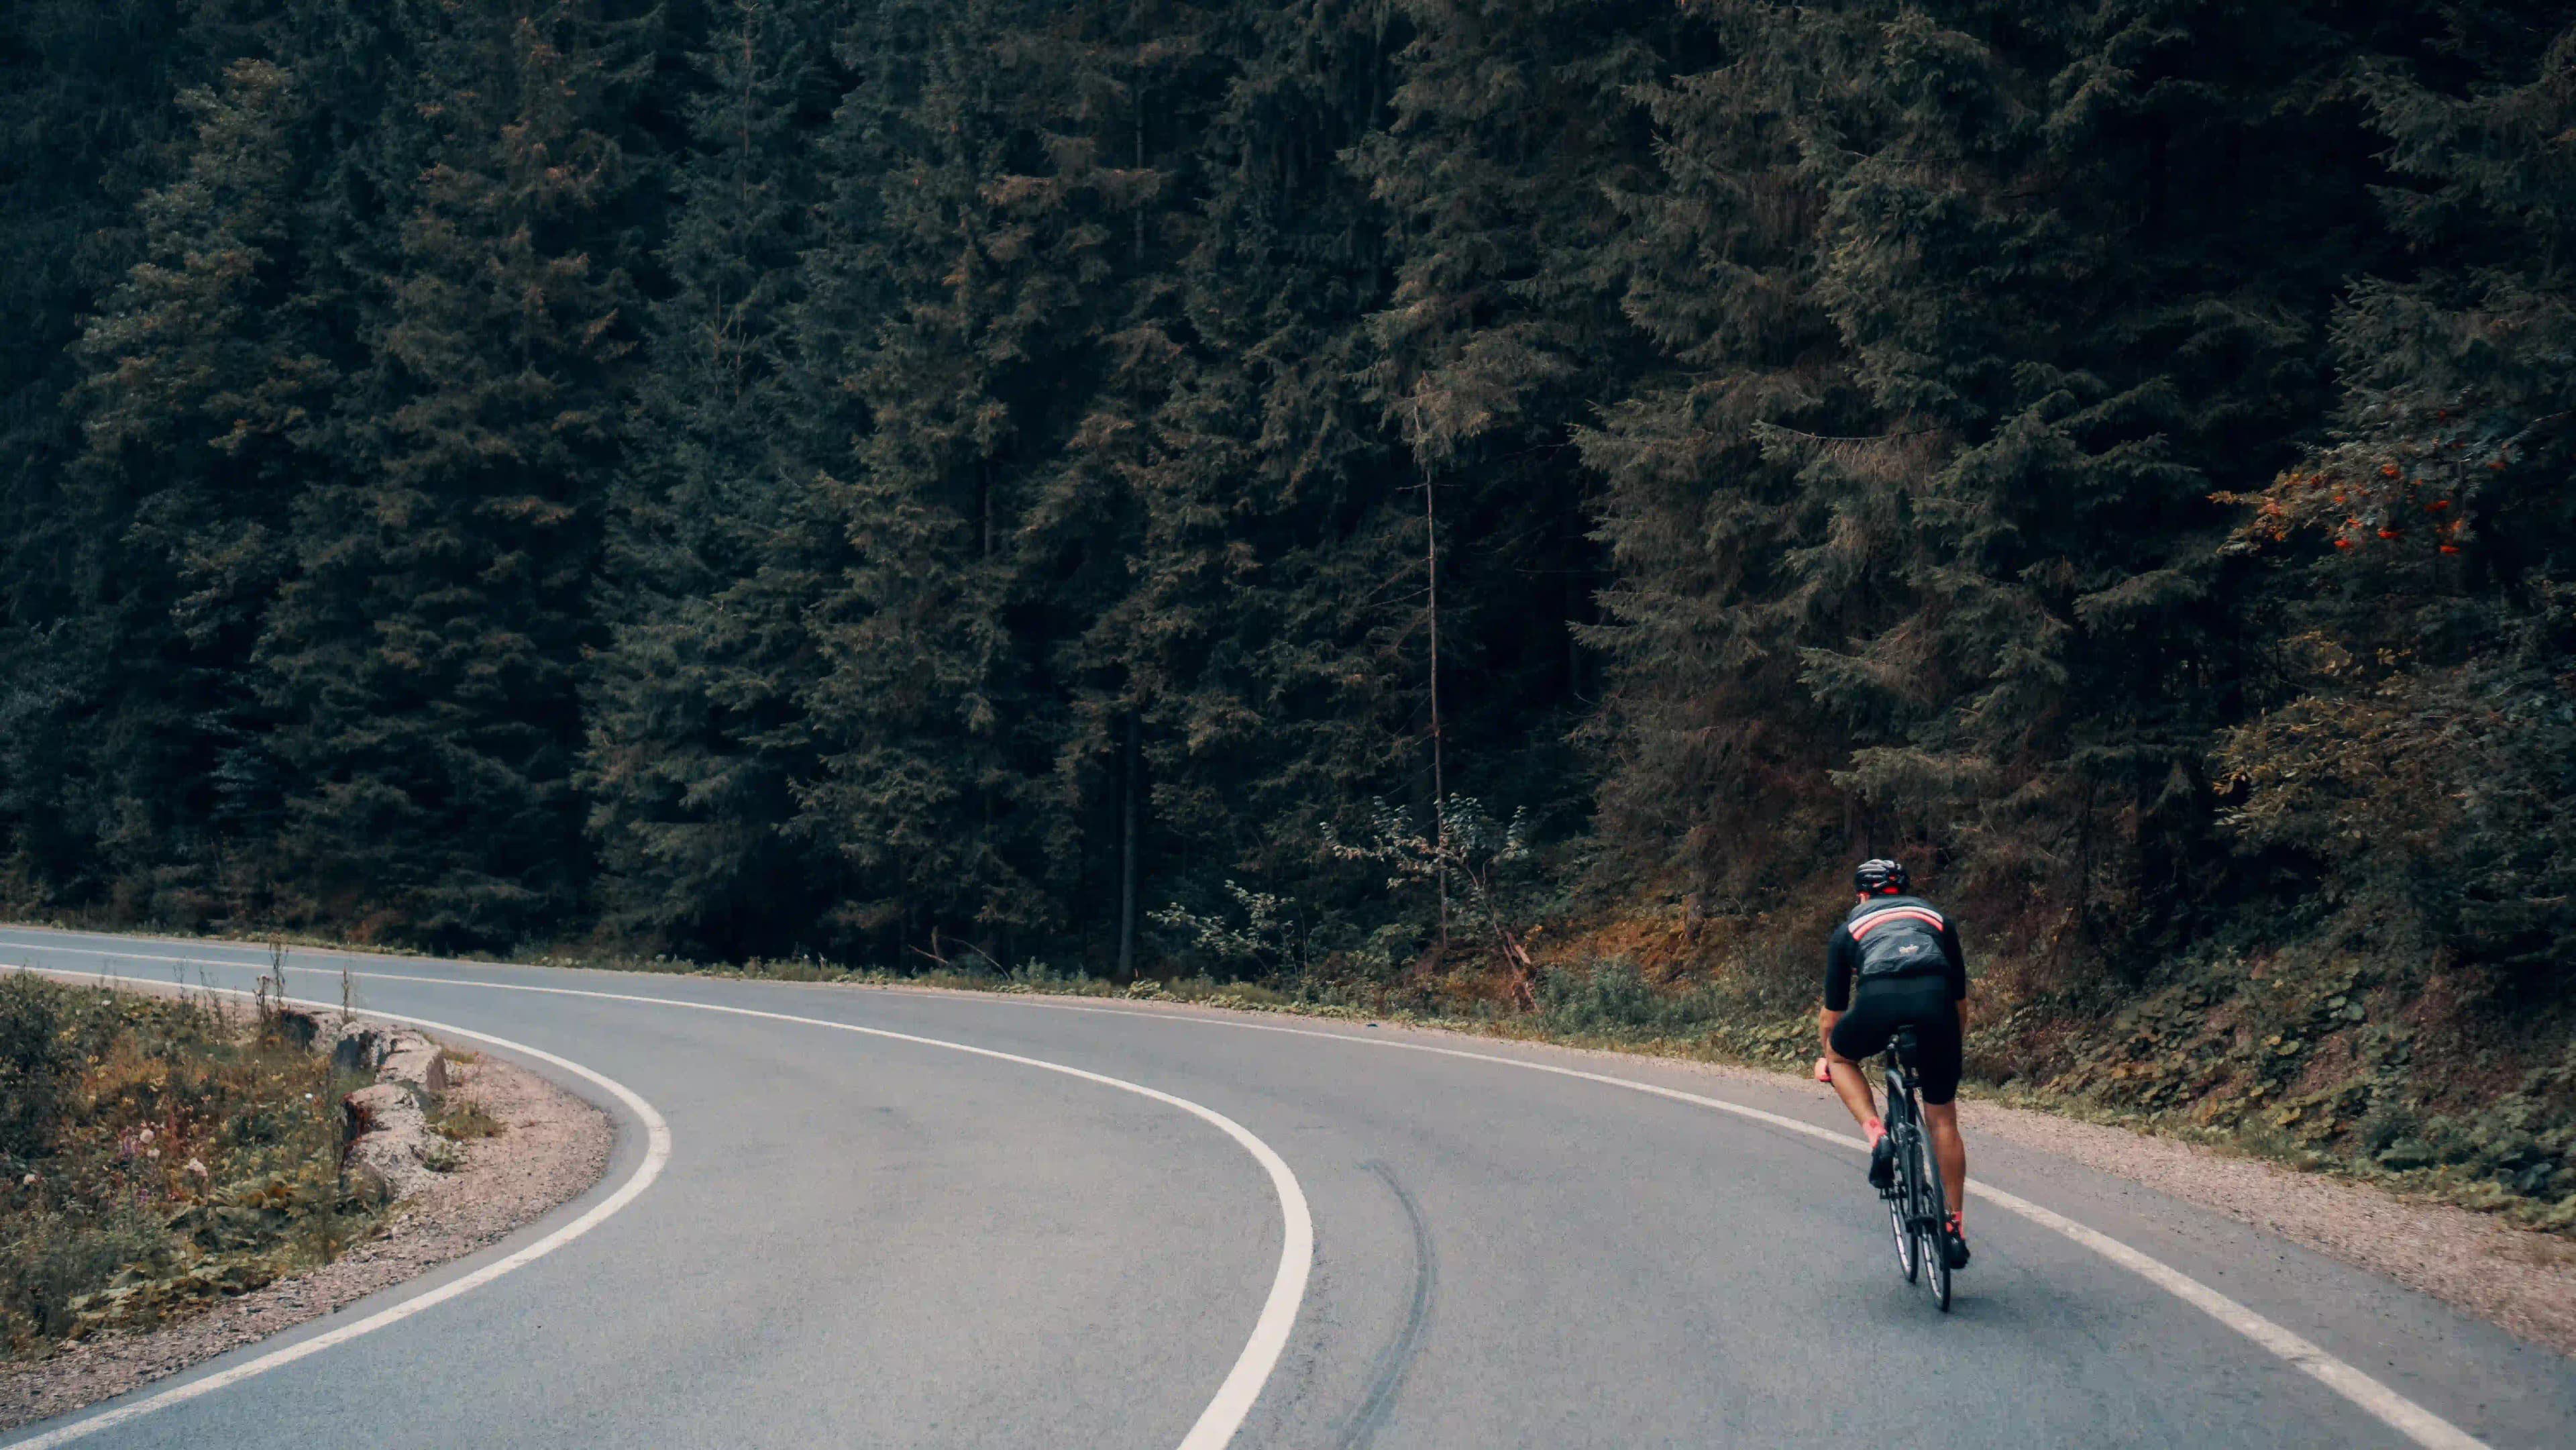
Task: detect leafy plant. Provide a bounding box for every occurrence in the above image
[430,1100,504,1141]
[1325,797,1540,1007]
[1151,882,1310,978]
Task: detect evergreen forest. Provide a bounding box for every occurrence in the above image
[7,1,2576,1212]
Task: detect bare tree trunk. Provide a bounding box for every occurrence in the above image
[1118,714,1140,980]
[1425,473,1447,956]
[1134,65,1146,266]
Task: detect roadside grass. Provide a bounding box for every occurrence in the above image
[0,974,382,1357]
[422,1093,503,1175]
[430,1100,503,1142]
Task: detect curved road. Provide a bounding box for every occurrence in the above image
[3,926,2569,1449]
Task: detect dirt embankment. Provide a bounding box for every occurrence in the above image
[0,1039,610,1433]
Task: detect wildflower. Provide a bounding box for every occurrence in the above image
[2334,538,2354,550]
[184,1158,208,1178]
[2426,500,2450,511]
[139,1127,154,1144]
[2380,464,2401,477]
[147,1147,160,1160]
[2440,545,2461,555]
[19,1173,34,1186]
[2378,529,2400,539]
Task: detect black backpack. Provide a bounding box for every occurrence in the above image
[1845,895,1948,982]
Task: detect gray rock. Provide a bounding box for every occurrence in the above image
[325,1022,392,1076]
[324,1022,456,1204]
[343,1083,438,1201]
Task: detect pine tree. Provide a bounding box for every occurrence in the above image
[2214,7,2576,977]
[1577,0,1860,907]
[794,0,1113,960]
[1587,2,2426,970]
[1054,0,1415,971]
[62,56,327,919]
[0,0,200,909]
[1807,2,2432,953]
[584,0,841,957]
[258,1,651,946]
[6,0,2569,1013]
[1345,0,1672,908]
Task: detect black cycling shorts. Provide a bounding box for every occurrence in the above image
[1829,976,1962,1106]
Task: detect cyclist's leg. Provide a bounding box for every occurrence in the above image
[1827,996,1905,1190]
[1922,1102,1966,1219]
[1911,996,1968,1225]
[1823,1054,1876,1129]
[1823,998,1892,1129]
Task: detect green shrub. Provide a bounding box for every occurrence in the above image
[1,1205,167,1343]
[1537,958,1719,1039]
[0,974,74,1159]
[430,1100,504,1141]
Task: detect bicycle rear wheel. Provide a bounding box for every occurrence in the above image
[1886,1142,1919,1284]
[1914,1129,1952,1312]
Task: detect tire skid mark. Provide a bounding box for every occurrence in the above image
[1335,1161,1435,1450]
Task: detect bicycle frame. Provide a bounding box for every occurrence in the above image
[1880,1029,1952,1310]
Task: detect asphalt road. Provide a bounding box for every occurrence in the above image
[2,926,2569,1449]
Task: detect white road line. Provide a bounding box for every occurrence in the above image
[0,947,1312,1450]
[2,936,2487,1450]
[985,1001,2494,1450]
[994,997,2491,1450]
[0,969,674,1450]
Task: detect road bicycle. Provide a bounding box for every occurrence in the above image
[1878,1027,1953,1312]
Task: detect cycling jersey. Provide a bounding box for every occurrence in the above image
[1823,892,1968,1104]
[1823,894,1966,1012]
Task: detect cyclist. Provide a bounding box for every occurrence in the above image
[1815,858,1971,1269]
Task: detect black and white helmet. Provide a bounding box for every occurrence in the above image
[1852,858,1910,894]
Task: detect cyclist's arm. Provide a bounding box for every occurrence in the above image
[1820,929,1855,1053]
[1941,919,1969,1035]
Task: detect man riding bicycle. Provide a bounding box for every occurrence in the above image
[1817,858,1971,1270]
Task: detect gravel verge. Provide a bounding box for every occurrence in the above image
[0,1044,610,1433]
